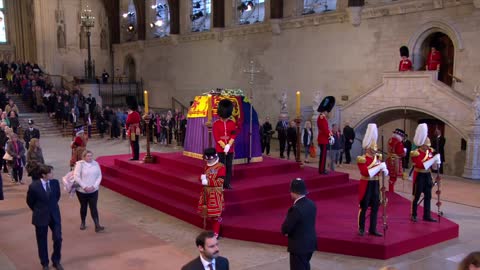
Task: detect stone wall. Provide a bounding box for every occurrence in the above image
[113,1,480,118]
[33,0,110,78]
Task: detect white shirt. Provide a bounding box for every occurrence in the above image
[294,195,305,205]
[200,255,215,270]
[74,160,102,193]
[40,179,50,192]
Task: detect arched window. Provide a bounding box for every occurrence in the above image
[0,0,7,43]
[149,0,170,38]
[236,0,265,25]
[121,0,137,40]
[303,0,337,15]
[191,0,211,32]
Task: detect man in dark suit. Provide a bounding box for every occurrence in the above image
[181,231,229,270]
[281,178,317,270]
[275,115,289,158]
[343,123,355,164]
[26,165,64,270]
[431,128,446,174]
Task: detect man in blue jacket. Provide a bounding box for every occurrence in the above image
[26,164,64,270]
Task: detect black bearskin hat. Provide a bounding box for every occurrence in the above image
[126,95,138,111]
[400,46,409,57]
[217,99,234,119]
[317,96,336,113]
[203,147,218,161]
[290,178,308,195]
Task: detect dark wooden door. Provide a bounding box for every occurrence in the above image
[438,35,454,86]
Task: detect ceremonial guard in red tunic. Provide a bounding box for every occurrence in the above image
[357,123,388,236]
[316,96,335,174]
[126,96,141,161]
[198,148,226,238]
[213,99,237,189]
[399,46,413,71]
[70,125,87,168]
[426,45,441,71]
[386,128,406,192]
[410,123,441,222]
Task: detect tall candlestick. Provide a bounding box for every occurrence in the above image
[296,91,301,118]
[207,95,212,122]
[144,90,149,114]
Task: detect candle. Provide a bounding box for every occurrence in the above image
[144,90,149,114]
[296,91,301,118]
[207,95,212,122]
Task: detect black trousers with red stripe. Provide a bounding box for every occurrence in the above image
[318,144,328,174]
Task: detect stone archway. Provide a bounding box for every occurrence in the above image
[339,71,480,178]
[408,20,464,72]
[124,54,136,82]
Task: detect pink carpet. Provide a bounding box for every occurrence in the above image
[97,152,459,259]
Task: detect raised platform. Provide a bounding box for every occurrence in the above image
[97,152,459,259]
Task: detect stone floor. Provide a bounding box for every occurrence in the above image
[1,136,479,270]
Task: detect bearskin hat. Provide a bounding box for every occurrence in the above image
[317,96,336,113]
[126,95,138,111]
[217,99,234,119]
[400,46,409,57]
[362,123,378,149]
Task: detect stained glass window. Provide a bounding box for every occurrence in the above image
[303,0,336,15]
[191,0,211,32]
[236,0,265,25]
[0,0,6,43]
[150,0,170,38]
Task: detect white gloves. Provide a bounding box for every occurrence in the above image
[378,162,387,170]
[382,168,389,177]
[368,162,387,178]
[328,136,335,145]
[403,148,407,154]
[224,144,231,153]
[201,174,208,186]
[434,153,442,164]
[423,154,441,170]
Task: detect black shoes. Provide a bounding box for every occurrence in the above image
[411,216,418,222]
[42,266,49,270]
[94,218,105,233]
[423,216,438,222]
[368,231,383,237]
[129,158,139,161]
[52,263,64,270]
[224,185,233,190]
[358,229,365,236]
[80,221,86,230]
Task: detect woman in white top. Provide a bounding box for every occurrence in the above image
[73,150,105,232]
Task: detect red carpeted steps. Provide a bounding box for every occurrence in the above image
[98,152,459,259]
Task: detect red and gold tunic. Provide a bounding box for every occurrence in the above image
[70,134,87,167]
[357,154,381,201]
[212,118,237,153]
[317,113,331,145]
[126,110,141,141]
[410,148,434,186]
[197,162,226,217]
[399,59,412,71]
[386,136,406,180]
[426,50,441,71]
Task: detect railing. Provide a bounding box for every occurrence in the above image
[171,96,189,116]
[98,79,143,107]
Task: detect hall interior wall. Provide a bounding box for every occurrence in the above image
[113,2,480,121]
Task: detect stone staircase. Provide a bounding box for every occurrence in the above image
[10,95,66,138]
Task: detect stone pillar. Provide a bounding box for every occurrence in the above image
[462,123,480,179]
[347,6,363,27]
[474,0,480,8]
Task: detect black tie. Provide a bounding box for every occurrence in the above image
[46,181,51,197]
[208,263,214,270]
